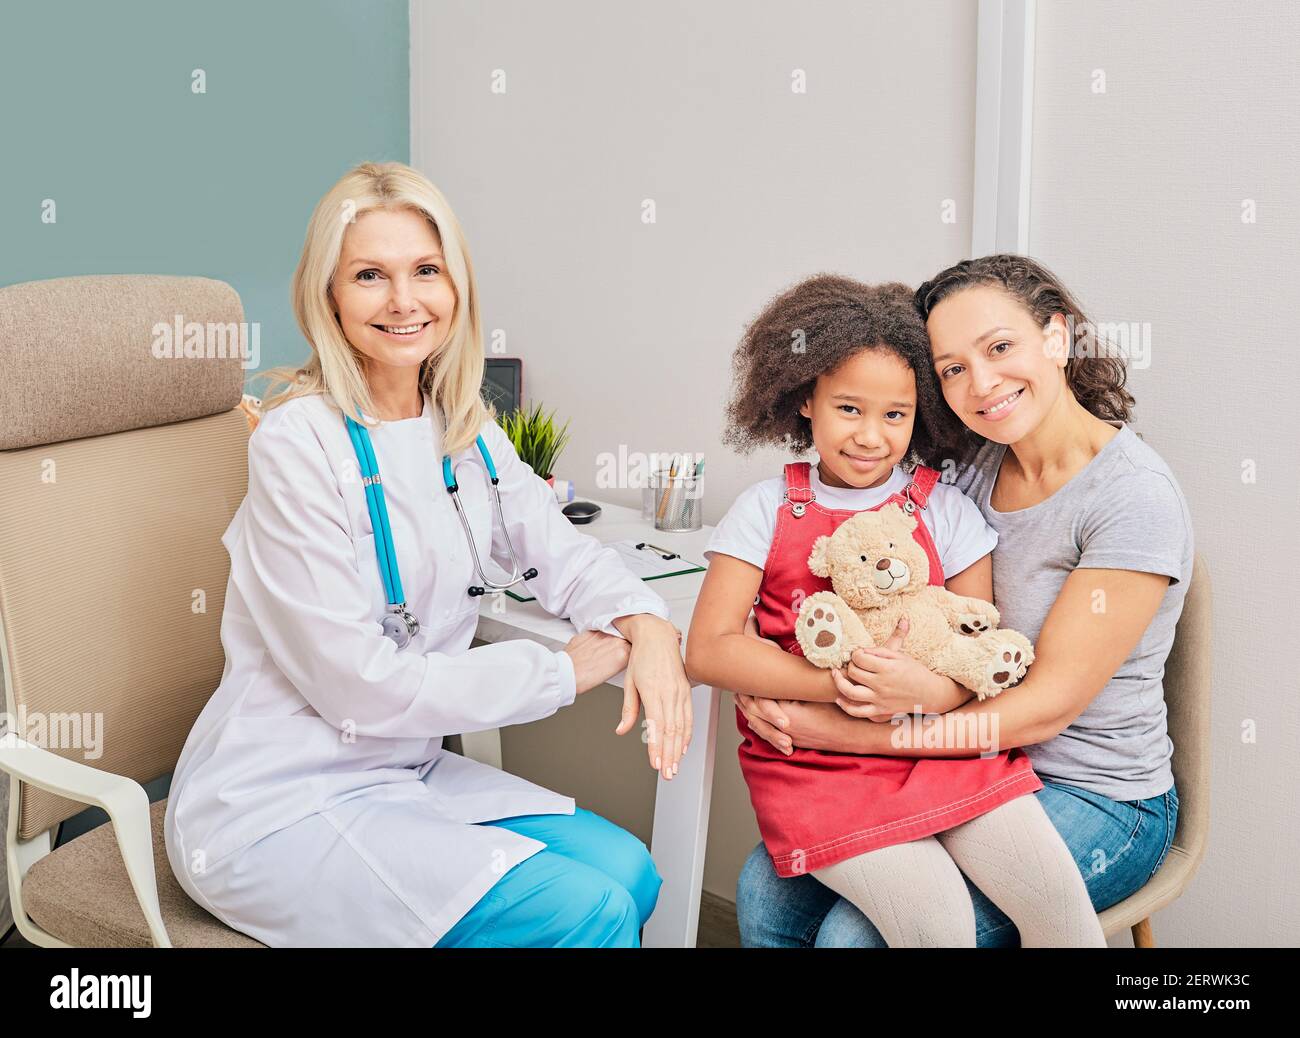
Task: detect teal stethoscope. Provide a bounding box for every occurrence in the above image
[344,414,538,649]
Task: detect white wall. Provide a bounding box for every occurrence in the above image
[1024,0,1300,952]
[1028,0,1299,946]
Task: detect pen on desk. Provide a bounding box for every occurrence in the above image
[654,458,668,523]
[656,454,679,524]
[666,454,684,525]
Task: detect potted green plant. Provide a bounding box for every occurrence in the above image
[497,402,572,484]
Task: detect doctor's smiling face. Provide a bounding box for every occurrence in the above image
[330,206,457,382]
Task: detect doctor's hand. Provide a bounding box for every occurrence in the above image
[611,614,693,781]
[563,630,633,694]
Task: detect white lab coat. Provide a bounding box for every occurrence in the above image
[163,390,671,947]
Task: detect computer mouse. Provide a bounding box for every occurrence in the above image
[562,500,602,524]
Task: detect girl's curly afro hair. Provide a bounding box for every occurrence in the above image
[722,273,967,469]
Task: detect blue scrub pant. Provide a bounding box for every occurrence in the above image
[434,807,663,947]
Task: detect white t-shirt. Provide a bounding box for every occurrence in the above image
[704,461,998,581]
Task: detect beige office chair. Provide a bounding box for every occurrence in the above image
[1096,553,1212,947]
[0,274,265,947]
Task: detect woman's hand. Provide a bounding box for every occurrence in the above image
[831,619,971,720]
[610,614,693,781]
[734,694,853,754]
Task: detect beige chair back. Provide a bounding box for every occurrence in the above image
[1097,551,1212,938]
[1164,552,1211,864]
[0,274,249,841]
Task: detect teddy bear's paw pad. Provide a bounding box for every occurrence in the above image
[802,603,845,652]
[956,613,992,636]
[988,643,1030,689]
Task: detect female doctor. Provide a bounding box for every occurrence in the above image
[163,161,693,947]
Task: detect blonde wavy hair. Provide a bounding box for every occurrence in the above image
[255,161,492,455]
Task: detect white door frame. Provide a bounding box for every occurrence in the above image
[972,0,1037,256]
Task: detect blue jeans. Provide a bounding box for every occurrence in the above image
[736,780,1179,947]
[434,807,662,947]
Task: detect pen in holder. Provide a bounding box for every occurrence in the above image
[651,467,704,532]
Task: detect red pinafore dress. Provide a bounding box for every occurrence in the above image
[739,462,1043,877]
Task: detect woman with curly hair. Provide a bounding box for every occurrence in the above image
[730,256,1190,948]
[686,273,1106,946]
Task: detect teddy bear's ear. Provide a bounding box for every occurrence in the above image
[808,536,832,578]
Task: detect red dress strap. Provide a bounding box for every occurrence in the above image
[783,462,814,504]
[903,464,941,510]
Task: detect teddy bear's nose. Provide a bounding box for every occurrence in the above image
[875,558,892,571]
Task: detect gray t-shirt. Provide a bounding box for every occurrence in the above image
[953,421,1194,801]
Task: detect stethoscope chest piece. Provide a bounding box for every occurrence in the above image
[381,606,420,649]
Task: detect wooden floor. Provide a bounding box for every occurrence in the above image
[2,892,742,949]
[695,890,742,948]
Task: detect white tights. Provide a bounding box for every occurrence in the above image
[811,794,1107,947]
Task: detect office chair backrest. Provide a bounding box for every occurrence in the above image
[0,275,250,841]
[1164,552,1212,866]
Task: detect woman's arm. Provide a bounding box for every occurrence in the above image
[685,554,838,702]
[828,566,1172,755]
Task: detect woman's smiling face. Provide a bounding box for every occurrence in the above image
[330,206,457,376]
[798,348,917,489]
[925,284,1069,443]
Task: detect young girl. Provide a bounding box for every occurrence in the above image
[686,275,1106,947]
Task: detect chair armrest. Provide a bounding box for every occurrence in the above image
[0,732,172,947]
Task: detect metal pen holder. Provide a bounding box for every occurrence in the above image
[649,468,703,532]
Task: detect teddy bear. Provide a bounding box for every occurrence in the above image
[793,502,1034,700]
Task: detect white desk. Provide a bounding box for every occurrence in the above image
[470,497,720,948]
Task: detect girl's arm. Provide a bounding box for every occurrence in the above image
[696,552,995,711]
[685,554,838,702]
[944,551,994,601]
[830,566,1172,755]
[731,553,996,746]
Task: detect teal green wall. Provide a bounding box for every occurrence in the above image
[0,0,408,844]
[0,0,410,389]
